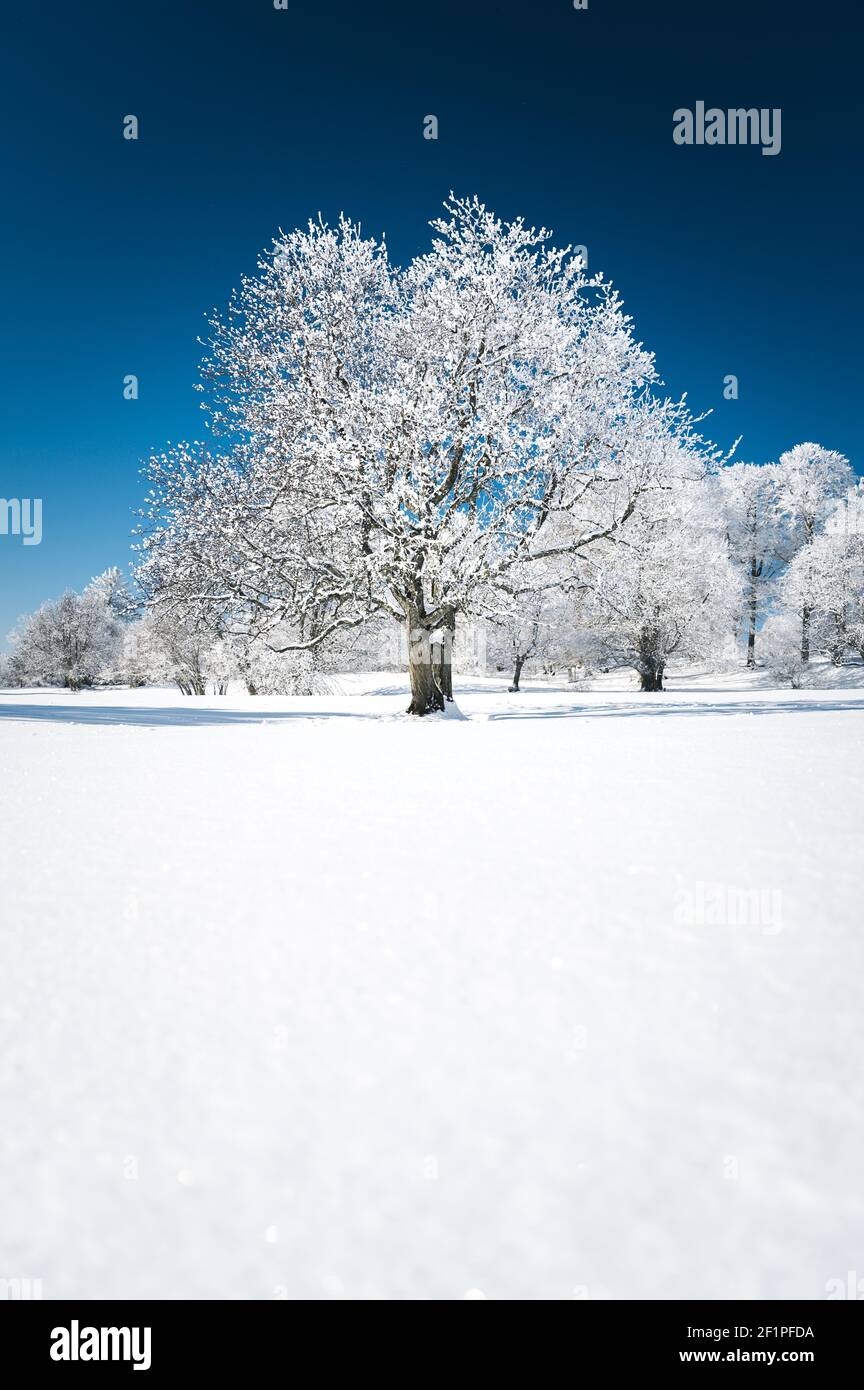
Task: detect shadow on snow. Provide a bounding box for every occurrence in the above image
[0,704,370,727]
[0,694,862,728]
[484,697,864,721]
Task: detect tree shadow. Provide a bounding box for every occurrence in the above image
[2,694,862,730]
[0,703,373,728]
[485,697,864,721]
[353,681,411,698]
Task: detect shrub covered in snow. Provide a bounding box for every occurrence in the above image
[5,574,130,690]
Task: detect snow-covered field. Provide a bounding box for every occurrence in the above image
[1,670,863,1300]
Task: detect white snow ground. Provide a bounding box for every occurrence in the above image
[1,669,863,1301]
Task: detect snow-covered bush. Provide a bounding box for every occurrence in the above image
[121,610,227,695]
[758,614,829,688]
[232,640,333,696]
[120,613,336,696]
[6,578,127,690]
[0,651,23,688]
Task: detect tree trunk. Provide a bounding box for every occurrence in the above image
[429,604,455,701]
[509,655,524,692]
[801,605,811,664]
[406,609,445,716]
[746,559,758,668]
[639,660,665,692]
[637,627,665,692]
[830,613,846,665]
[431,640,444,697]
[439,610,455,701]
[439,647,453,701]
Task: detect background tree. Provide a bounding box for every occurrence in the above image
[719,462,783,668]
[122,608,228,696]
[780,488,864,665]
[6,579,125,690]
[580,482,740,691]
[774,443,853,661]
[488,593,548,692]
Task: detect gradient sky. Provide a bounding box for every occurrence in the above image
[1,0,861,644]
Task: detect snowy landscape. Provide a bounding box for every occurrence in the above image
[2,190,862,1304]
[2,666,863,1299]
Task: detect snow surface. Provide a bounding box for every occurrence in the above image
[1,670,863,1300]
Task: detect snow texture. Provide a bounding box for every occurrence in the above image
[1,671,862,1300]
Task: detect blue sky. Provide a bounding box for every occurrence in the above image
[1,0,861,643]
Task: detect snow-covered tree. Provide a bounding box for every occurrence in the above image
[483,552,581,689]
[487,592,552,692]
[121,609,227,695]
[719,462,783,667]
[138,196,724,714]
[581,482,741,690]
[775,443,853,660]
[781,486,864,665]
[119,622,150,687]
[87,566,139,621]
[121,610,335,695]
[6,580,125,690]
[0,651,22,688]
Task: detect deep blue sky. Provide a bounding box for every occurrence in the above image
[1,0,861,643]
